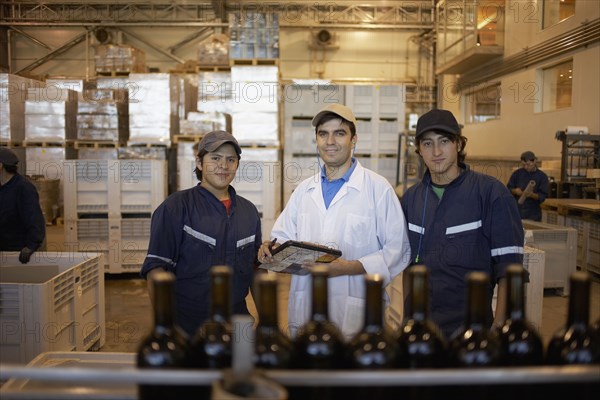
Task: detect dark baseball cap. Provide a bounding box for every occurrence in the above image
[520,151,536,161]
[416,109,461,138]
[0,148,19,166]
[197,130,241,156]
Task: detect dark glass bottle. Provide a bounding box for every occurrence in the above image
[348,274,403,369]
[254,273,294,368]
[347,274,405,400]
[292,266,347,400]
[498,264,544,366]
[398,265,447,369]
[448,271,502,368]
[191,265,233,369]
[546,271,600,365]
[136,270,191,400]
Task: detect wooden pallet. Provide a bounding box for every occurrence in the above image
[22,140,69,148]
[126,142,170,148]
[229,58,279,66]
[0,140,23,148]
[196,65,231,72]
[96,71,130,77]
[172,135,205,144]
[71,140,120,149]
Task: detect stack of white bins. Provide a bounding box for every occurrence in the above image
[77,89,128,142]
[62,159,167,273]
[24,86,78,143]
[345,85,405,186]
[127,73,180,145]
[0,252,105,364]
[234,148,282,238]
[0,73,44,142]
[197,71,233,114]
[230,66,279,146]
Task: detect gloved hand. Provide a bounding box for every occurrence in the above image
[19,247,34,264]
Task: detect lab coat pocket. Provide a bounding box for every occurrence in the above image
[342,296,365,336]
[343,214,374,248]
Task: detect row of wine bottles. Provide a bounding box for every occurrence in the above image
[136,265,599,398]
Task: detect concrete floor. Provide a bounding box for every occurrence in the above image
[45,225,600,353]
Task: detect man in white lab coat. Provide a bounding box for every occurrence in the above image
[258,103,411,338]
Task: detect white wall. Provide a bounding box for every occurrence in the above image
[279,28,426,83]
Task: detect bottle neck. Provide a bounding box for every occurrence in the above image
[311,273,329,322]
[152,274,176,330]
[408,268,429,322]
[465,274,489,329]
[506,269,525,321]
[567,273,590,327]
[257,279,279,328]
[211,271,232,322]
[364,277,383,329]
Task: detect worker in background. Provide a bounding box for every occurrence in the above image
[400,109,524,339]
[0,148,46,263]
[140,131,262,337]
[507,150,549,222]
[258,103,412,338]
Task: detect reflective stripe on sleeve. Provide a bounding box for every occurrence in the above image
[491,246,524,257]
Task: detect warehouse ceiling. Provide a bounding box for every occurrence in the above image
[0,1,434,29]
[0,1,435,79]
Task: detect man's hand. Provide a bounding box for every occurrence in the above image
[258,239,279,264]
[19,247,34,264]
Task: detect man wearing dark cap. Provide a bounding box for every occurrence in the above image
[400,109,524,339]
[141,131,262,337]
[507,150,549,221]
[0,148,46,263]
[258,103,411,338]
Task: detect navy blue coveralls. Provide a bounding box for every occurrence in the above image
[141,185,262,337]
[401,164,525,339]
[0,174,45,251]
[507,167,549,221]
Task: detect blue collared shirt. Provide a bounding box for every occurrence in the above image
[320,158,357,209]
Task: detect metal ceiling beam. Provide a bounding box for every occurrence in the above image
[167,27,213,53]
[10,26,52,50]
[0,1,434,29]
[15,31,87,74]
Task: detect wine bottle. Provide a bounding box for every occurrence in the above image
[292,266,347,400]
[498,264,544,366]
[448,271,502,367]
[546,271,600,365]
[137,270,192,400]
[348,274,404,368]
[254,273,294,369]
[397,265,447,369]
[347,274,405,400]
[191,265,233,369]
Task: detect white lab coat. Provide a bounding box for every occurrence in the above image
[271,161,411,338]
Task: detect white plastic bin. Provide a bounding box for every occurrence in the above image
[523,220,577,295]
[0,252,105,364]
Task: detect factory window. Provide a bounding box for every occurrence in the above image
[465,83,501,123]
[541,59,573,111]
[542,0,575,29]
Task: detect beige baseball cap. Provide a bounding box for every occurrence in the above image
[311,103,357,127]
